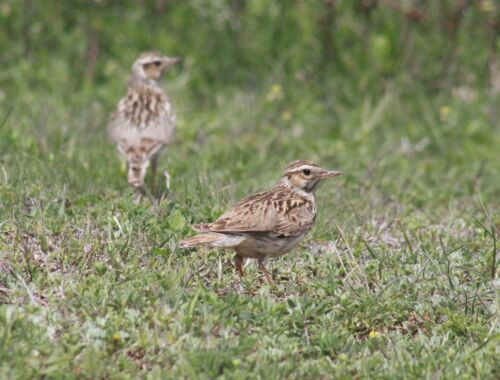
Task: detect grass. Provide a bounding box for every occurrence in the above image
[0,1,499,377]
[0,76,499,378]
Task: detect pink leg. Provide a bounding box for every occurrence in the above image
[234,255,245,278]
[257,257,273,284]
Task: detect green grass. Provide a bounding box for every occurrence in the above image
[1,1,500,378]
[1,80,499,378]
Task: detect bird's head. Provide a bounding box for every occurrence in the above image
[131,51,181,82]
[282,160,342,193]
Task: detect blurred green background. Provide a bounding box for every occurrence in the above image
[2,0,499,95]
[0,0,499,199]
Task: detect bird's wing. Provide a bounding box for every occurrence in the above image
[205,191,315,237]
[271,199,316,236]
[205,191,278,234]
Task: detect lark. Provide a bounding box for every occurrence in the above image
[180,160,342,284]
[108,51,181,192]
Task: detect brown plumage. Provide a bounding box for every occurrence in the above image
[108,51,181,191]
[180,160,342,284]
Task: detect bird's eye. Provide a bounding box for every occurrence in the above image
[152,61,162,67]
[302,168,311,176]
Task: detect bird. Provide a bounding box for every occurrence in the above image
[108,51,181,194]
[180,160,342,284]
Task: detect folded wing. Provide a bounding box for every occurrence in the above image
[199,191,315,237]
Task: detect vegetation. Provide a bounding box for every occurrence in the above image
[0,0,499,378]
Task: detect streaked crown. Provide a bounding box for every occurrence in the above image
[131,51,181,82]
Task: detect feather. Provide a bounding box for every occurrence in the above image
[200,185,316,237]
[180,233,245,248]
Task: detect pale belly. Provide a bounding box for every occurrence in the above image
[234,232,309,259]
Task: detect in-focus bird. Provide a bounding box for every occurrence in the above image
[180,160,342,284]
[108,51,181,193]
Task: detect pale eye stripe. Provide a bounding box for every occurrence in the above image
[293,165,312,172]
[286,164,317,173]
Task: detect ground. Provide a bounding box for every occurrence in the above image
[0,2,499,378]
[0,77,498,378]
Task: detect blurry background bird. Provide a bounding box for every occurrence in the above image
[108,51,181,197]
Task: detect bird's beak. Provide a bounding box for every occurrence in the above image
[164,57,182,65]
[319,170,342,179]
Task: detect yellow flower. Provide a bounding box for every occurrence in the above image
[112,333,121,342]
[439,106,450,121]
[266,83,284,101]
[271,83,282,94]
[282,110,292,121]
[479,0,495,13]
[368,330,379,339]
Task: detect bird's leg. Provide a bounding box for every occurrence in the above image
[234,254,245,292]
[257,257,273,285]
[150,155,159,194]
[234,254,245,278]
[132,187,145,204]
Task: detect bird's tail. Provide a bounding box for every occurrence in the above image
[120,139,164,188]
[127,159,149,188]
[180,233,245,249]
[179,233,221,248]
